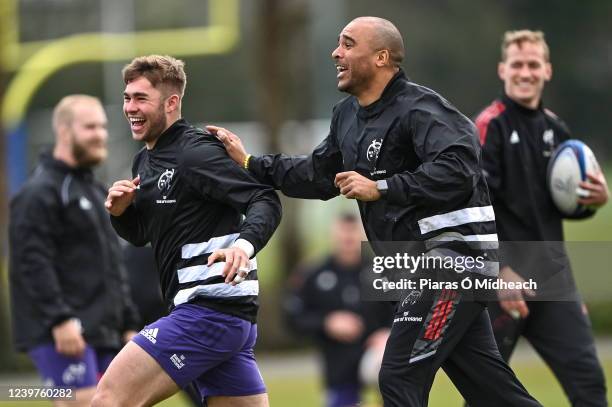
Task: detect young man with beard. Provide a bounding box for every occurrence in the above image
[474,30,608,406]
[93,55,281,407]
[208,17,541,407]
[9,95,141,407]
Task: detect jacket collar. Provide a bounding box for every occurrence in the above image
[501,92,543,117]
[40,151,94,180]
[357,69,407,119]
[151,118,190,150]
[326,255,362,274]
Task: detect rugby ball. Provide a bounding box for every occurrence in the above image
[547,139,600,216]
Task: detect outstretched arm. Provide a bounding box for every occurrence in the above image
[182,140,282,282]
[207,124,342,200]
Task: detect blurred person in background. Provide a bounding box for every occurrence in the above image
[284,213,392,407]
[210,16,541,407]
[474,30,608,406]
[9,95,141,407]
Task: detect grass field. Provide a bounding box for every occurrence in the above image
[1,354,610,406]
[260,359,612,407]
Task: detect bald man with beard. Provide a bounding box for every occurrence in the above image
[9,95,140,407]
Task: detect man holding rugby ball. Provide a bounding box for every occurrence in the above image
[475,30,608,406]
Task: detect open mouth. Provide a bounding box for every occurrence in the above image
[336,64,348,79]
[516,79,536,89]
[129,117,146,132]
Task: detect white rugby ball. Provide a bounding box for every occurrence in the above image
[547,139,600,216]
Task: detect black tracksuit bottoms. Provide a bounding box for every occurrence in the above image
[379,288,542,407]
[487,300,607,407]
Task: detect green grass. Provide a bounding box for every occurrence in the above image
[261,358,612,407]
[1,357,610,406]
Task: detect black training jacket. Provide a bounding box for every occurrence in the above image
[475,94,592,284]
[111,119,281,322]
[476,93,593,242]
[249,70,497,276]
[284,256,393,387]
[9,154,141,352]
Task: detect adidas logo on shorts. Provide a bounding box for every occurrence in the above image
[140,328,159,344]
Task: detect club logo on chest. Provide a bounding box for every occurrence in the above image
[367,138,383,162]
[156,169,177,204]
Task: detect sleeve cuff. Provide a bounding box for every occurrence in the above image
[50,314,75,328]
[232,238,255,258]
[247,156,264,178]
[110,204,135,222]
[385,176,404,205]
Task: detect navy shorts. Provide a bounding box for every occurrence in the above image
[28,343,116,388]
[132,303,266,399]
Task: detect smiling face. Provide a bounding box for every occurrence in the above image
[498,41,552,109]
[331,20,379,96]
[123,76,168,146]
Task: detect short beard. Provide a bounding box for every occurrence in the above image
[143,103,168,143]
[71,135,104,168]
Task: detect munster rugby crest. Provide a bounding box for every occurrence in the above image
[366,138,383,162]
[157,169,175,198]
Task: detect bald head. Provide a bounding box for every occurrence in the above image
[52,94,103,134]
[332,17,405,104]
[350,17,405,67]
[52,94,108,168]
